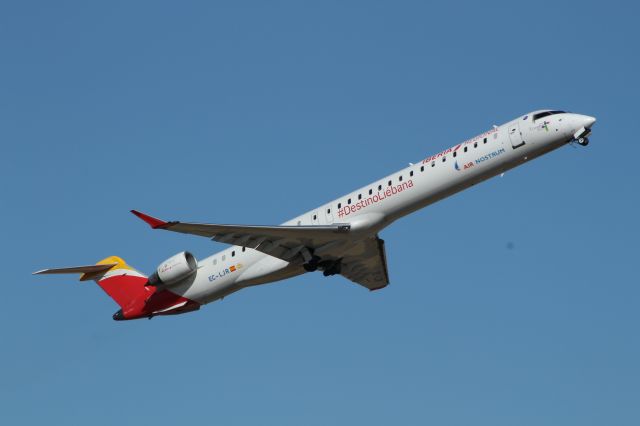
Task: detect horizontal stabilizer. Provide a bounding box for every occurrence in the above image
[33,264,117,277]
[33,256,154,314]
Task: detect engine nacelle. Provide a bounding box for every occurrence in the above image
[147,251,198,287]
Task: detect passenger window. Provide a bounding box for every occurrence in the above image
[483,138,487,144]
[358,194,362,200]
[242,247,246,252]
[474,142,478,148]
[313,214,317,220]
[399,175,403,182]
[348,198,351,204]
[369,189,373,195]
[442,157,446,162]
[232,251,235,257]
[431,161,435,167]
[378,185,382,190]
[388,180,392,186]
[338,203,341,209]
[222,255,226,261]
[410,170,414,177]
[420,166,424,172]
[453,151,457,157]
[464,146,468,152]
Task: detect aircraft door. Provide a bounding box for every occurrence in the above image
[325,207,334,224]
[508,121,525,148]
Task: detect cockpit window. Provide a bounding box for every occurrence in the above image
[533,110,565,121]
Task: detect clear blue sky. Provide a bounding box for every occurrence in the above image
[2,1,639,425]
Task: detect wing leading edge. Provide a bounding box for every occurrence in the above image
[131,210,352,261]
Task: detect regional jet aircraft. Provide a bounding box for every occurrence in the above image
[34,110,596,320]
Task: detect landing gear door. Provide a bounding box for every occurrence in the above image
[508,121,525,149]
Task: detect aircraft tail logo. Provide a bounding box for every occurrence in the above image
[91,256,151,310]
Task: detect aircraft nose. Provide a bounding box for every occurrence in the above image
[582,115,596,128]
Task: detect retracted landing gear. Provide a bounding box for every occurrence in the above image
[302,256,342,276]
[321,260,342,277]
[303,255,321,272]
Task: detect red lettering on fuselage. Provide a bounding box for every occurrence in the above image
[421,144,461,164]
[421,128,498,164]
[337,180,414,218]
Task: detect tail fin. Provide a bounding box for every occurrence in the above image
[34,256,151,309]
[91,256,151,309]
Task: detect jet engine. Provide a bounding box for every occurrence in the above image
[147,251,198,287]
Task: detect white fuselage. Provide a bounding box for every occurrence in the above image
[170,110,594,304]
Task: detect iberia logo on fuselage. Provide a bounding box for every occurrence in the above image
[422,127,499,167]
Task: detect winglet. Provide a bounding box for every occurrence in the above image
[130,210,170,229]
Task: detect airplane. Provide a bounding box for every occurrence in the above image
[34,110,596,321]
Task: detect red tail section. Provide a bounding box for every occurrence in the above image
[34,256,201,320]
[92,256,152,309]
[93,256,200,321]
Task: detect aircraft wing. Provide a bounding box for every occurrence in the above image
[131,210,389,291]
[131,209,351,257]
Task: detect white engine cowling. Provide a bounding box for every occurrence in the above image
[147,251,198,287]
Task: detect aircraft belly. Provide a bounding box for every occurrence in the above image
[235,256,304,287]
